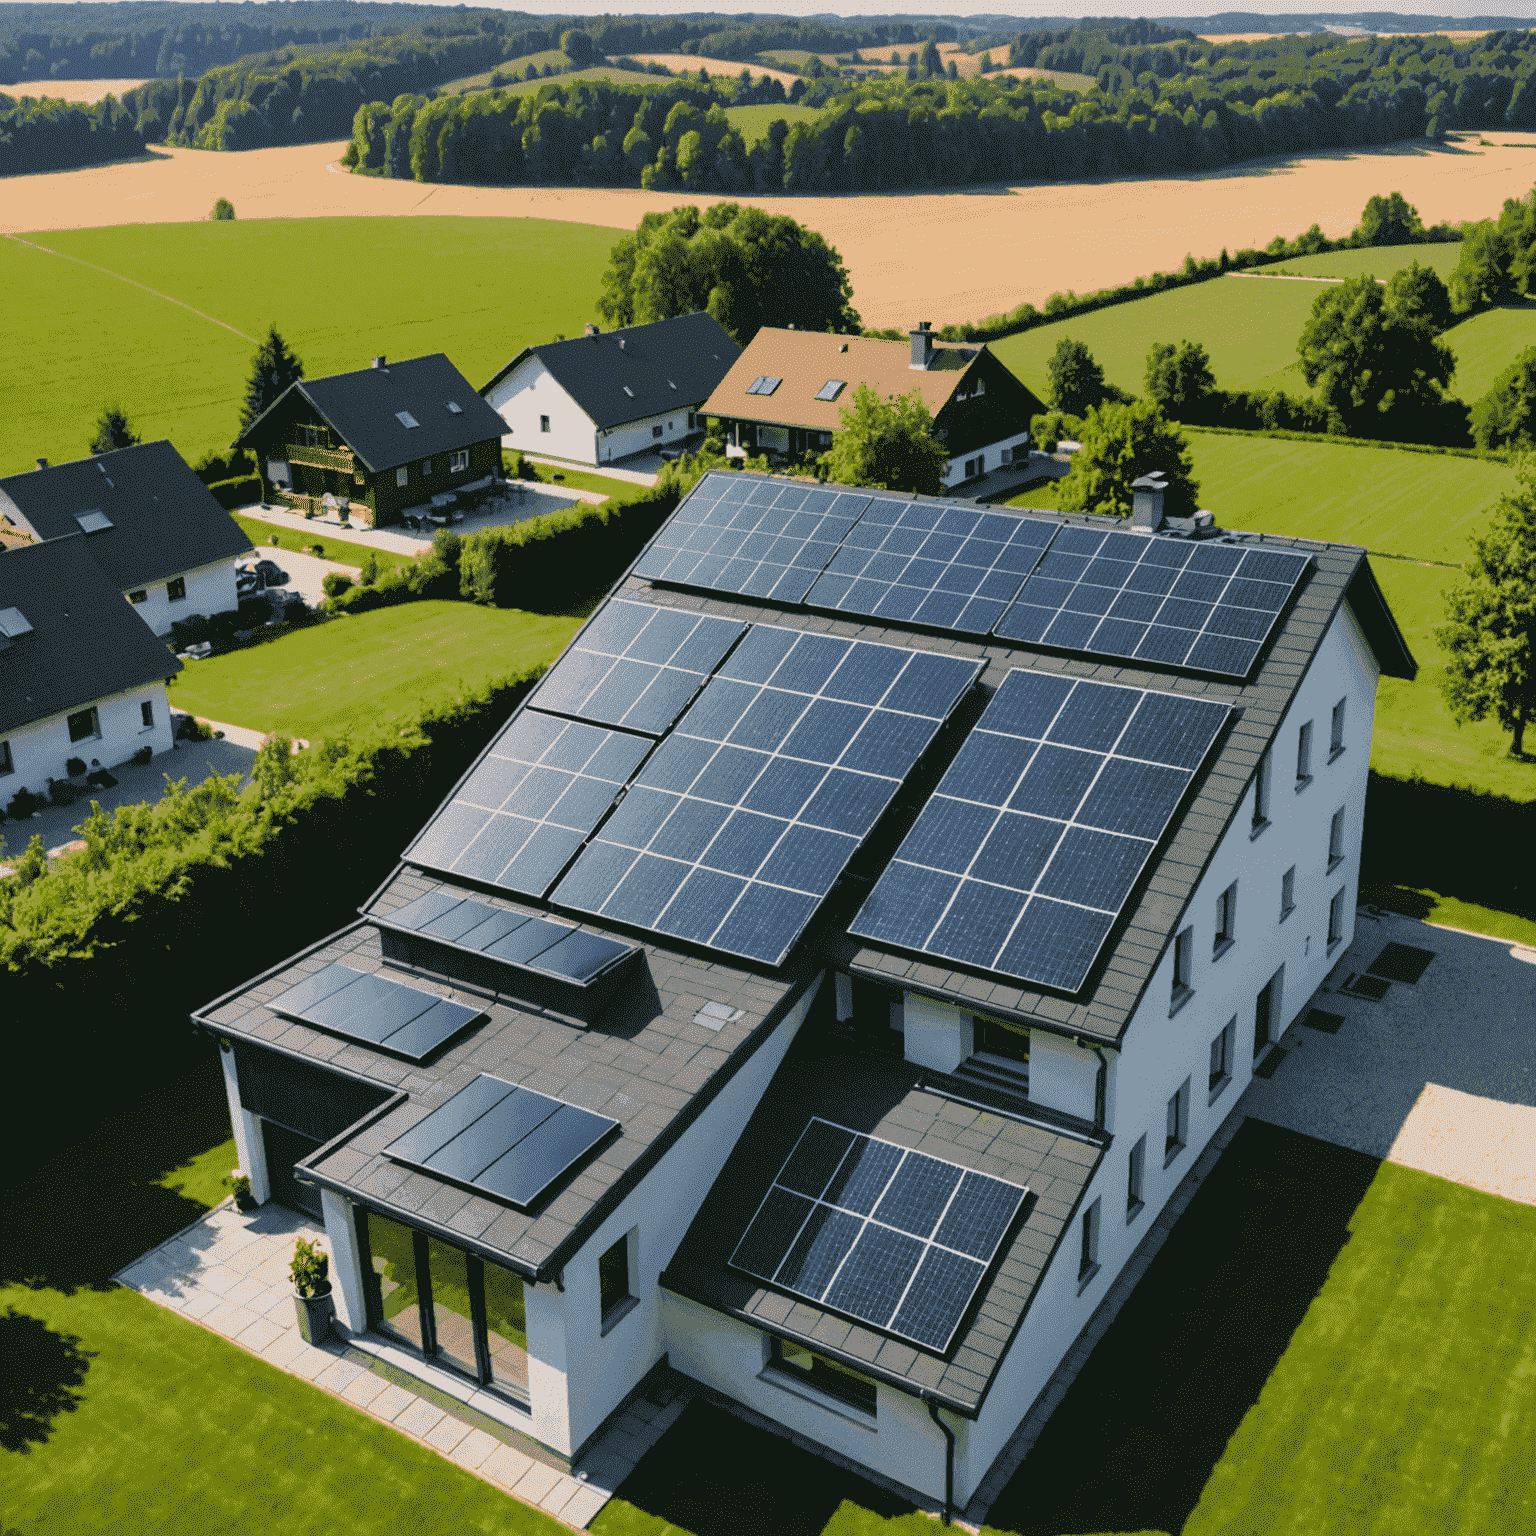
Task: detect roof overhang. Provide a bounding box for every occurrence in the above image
[1345,557,1418,681]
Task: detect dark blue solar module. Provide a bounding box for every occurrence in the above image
[403,711,651,898]
[993,526,1310,679]
[550,625,981,966]
[267,963,483,1062]
[851,671,1232,992]
[728,1118,1027,1354]
[532,599,746,736]
[633,472,873,604]
[807,499,1059,634]
[385,1073,618,1210]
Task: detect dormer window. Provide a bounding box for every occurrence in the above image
[396,411,420,429]
[75,510,113,534]
[815,379,846,401]
[746,375,782,396]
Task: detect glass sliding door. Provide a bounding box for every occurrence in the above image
[483,1262,530,1402]
[366,1211,426,1351]
[424,1237,479,1379]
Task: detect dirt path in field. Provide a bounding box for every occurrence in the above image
[4,135,1533,331]
[2,77,151,103]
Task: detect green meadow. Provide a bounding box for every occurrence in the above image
[0,217,619,476]
[724,102,824,146]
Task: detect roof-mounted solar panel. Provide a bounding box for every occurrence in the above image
[75,509,114,534]
[266,962,483,1061]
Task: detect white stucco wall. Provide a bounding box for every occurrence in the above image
[1,678,173,800]
[941,433,1035,488]
[1029,1031,1099,1122]
[125,555,241,638]
[902,992,974,1074]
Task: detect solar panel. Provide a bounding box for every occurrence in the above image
[532,599,746,736]
[993,527,1310,679]
[403,711,650,898]
[807,499,1058,635]
[384,1072,618,1210]
[730,1118,1027,1354]
[851,671,1232,991]
[551,626,981,966]
[634,473,873,604]
[266,962,482,1062]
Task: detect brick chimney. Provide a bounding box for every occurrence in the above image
[372,355,386,369]
[1130,472,1168,531]
[909,322,934,370]
[35,457,47,471]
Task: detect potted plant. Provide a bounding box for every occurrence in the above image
[227,1170,255,1213]
[290,1237,333,1345]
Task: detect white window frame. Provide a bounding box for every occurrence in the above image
[1328,807,1346,872]
[540,414,551,433]
[67,706,101,744]
[1296,720,1313,788]
[1126,1134,1146,1222]
[1280,865,1296,922]
[1251,748,1271,835]
[167,576,186,602]
[1164,1078,1190,1167]
[140,700,154,731]
[1170,926,1194,1014]
[449,449,469,473]
[1077,1197,1101,1292]
[1214,882,1237,958]
[1209,1018,1235,1102]
[1329,697,1347,760]
[1328,888,1347,950]
[395,466,408,488]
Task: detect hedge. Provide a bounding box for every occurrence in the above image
[207,474,262,511]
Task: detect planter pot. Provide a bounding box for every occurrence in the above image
[294,1283,334,1345]
[233,1195,256,1214]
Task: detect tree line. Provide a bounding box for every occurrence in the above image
[0,89,147,173]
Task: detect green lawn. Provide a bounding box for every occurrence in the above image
[519,462,652,500]
[232,513,416,576]
[167,600,580,739]
[1443,302,1536,403]
[1261,242,1464,283]
[0,217,617,476]
[494,66,666,97]
[724,102,824,146]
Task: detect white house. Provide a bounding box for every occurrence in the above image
[0,441,252,638]
[480,313,741,468]
[194,470,1414,1510]
[0,536,180,804]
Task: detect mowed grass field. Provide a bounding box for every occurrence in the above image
[724,102,824,146]
[0,216,618,476]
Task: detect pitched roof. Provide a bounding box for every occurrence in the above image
[481,313,742,432]
[702,329,982,432]
[0,535,181,736]
[235,354,508,474]
[0,441,253,593]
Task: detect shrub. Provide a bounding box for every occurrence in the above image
[269,534,280,546]
[207,474,262,511]
[131,745,153,767]
[359,550,380,586]
[321,571,352,599]
[66,757,87,778]
[5,786,46,820]
[49,779,80,807]
[211,197,236,220]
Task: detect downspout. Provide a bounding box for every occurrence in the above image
[926,1396,955,1526]
[1077,1036,1109,1133]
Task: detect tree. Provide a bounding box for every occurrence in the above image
[1384,260,1452,335]
[238,324,304,435]
[1047,338,1108,417]
[823,384,948,495]
[1498,189,1536,297]
[1437,458,1536,755]
[210,197,235,220]
[919,38,942,77]
[89,406,140,456]
[1356,191,1424,247]
[1144,340,1216,419]
[1449,219,1517,314]
[1471,347,1536,451]
[1056,398,1199,520]
[560,29,596,68]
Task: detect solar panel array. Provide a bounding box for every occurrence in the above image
[551,626,981,966]
[404,712,650,898]
[851,671,1232,992]
[807,499,1058,635]
[731,1118,1027,1354]
[385,1073,618,1210]
[993,525,1311,677]
[533,600,746,736]
[384,889,635,985]
[267,963,483,1062]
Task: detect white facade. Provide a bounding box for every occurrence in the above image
[485,356,699,468]
[940,433,1037,490]
[1,677,173,801]
[123,555,241,638]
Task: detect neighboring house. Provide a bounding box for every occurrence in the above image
[195,470,1413,1512]
[480,313,742,467]
[703,324,1048,489]
[233,354,508,527]
[1,536,180,801]
[0,442,252,638]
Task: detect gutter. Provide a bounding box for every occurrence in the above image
[926,1395,956,1526]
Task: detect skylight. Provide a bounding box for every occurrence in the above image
[396,411,420,429]
[815,379,847,402]
[446,401,463,414]
[623,385,635,397]
[746,375,782,397]
[0,606,34,638]
[75,509,114,534]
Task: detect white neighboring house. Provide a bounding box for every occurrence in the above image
[190,472,1415,1515]
[0,441,252,639]
[480,313,741,467]
[0,536,179,804]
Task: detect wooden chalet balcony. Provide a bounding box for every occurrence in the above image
[285,442,355,474]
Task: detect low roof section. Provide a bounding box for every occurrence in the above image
[235,354,508,475]
[193,865,808,1283]
[703,329,984,433]
[481,313,742,432]
[0,441,253,594]
[0,535,182,736]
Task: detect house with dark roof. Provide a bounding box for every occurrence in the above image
[480,313,741,468]
[233,354,509,528]
[1,536,182,803]
[703,324,1048,490]
[193,469,1413,1513]
[0,442,253,639]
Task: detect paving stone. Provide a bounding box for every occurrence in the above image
[447,1427,500,1471]
[223,1274,271,1310]
[393,1397,447,1438]
[196,1265,244,1297]
[482,1442,536,1488]
[424,1415,472,1455]
[204,1301,259,1338]
[179,1290,222,1321]
[235,1316,286,1354]
[341,1370,392,1409]
[316,1357,367,1394]
[285,1343,338,1382]
[364,1382,418,1423]
[540,1475,584,1513]
[512,1462,563,1503]
[556,1484,612,1529]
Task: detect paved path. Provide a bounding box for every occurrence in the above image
[114,1202,687,1529]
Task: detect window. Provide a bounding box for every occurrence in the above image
[1328,888,1346,949]
[599,1233,635,1330]
[422,459,432,476]
[1330,697,1347,759]
[1126,1135,1146,1221]
[167,576,186,602]
[67,706,100,744]
[1214,882,1237,957]
[1165,1079,1190,1165]
[446,400,463,415]
[1209,1018,1235,1101]
[1251,748,1271,834]
[0,740,12,776]
[1296,720,1313,787]
[140,700,154,730]
[300,424,323,447]
[687,412,698,430]
[769,1339,877,1415]
[450,449,468,473]
[127,589,147,605]
[652,425,663,439]
[395,410,420,429]
[1328,808,1346,871]
[1170,926,1194,1013]
[1078,1198,1101,1289]
[1280,866,1296,921]
[540,415,550,433]
[395,467,408,488]
[745,375,782,396]
[815,379,847,402]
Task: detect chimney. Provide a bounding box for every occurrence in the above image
[35,457,47,471]
[619,338,626,351]
[1192,509,1217,537]
[909,321,934,370]
[1130,472,1168,532]
[585,323,600,336]
[372,355,386,370]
